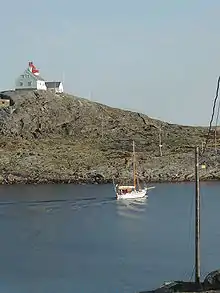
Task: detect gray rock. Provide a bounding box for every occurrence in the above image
[0,90,216,184]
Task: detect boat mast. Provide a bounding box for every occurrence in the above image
[195,146,201,285]
[133,140,136,190]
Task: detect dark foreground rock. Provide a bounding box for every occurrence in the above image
[139,269,220,293]
[0,90,218,185]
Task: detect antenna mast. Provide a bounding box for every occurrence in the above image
[89,91,92,101]
[133,141,136,190]
[62,72,65,84]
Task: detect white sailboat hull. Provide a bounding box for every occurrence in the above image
[113,141,154,200]
[116,189,147,200]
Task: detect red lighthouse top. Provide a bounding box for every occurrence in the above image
[28,61,39,75]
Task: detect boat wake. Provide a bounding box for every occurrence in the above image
[115,197,148,219]
[0,195,117,214]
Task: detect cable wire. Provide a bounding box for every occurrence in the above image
[200,76,220,160]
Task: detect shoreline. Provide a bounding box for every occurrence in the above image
[0,174,219,185]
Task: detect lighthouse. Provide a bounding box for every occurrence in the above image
[15,61,63,93]
[28,61,40,76]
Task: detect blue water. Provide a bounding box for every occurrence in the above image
[0,182,219,293]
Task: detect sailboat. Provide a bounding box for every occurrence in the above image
[114,141,153,200]
[139,146,220,293]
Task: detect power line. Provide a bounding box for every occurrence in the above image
[200,76,220,160]
[214,89,220,153]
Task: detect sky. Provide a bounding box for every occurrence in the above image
[1,0,220,126]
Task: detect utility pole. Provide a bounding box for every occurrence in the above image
[214,127,217,154]
[101,113,104,139]
[89,91,92,101]
[214,95,220,154]
[195,146,201,285]
[159,128,162,157]
[201,141,204,153]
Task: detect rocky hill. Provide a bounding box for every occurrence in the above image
[0,90,218,184]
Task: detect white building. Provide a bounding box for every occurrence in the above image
[15,62,64,93]
[45,81,64,93]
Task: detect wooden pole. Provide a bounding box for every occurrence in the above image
[214,128,217,154]
[159,129,162,157]
[195,146,201,285]
[201,141,204,153]
[102,113,104,139]
[215,96,220,154]
[137,173,140,191]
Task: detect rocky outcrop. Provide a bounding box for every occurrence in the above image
[0,90,216,184]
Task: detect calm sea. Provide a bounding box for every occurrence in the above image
[0,182,219,293]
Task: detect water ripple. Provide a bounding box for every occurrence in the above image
[115,197,148,219]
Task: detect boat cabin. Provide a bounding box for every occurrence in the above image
[117,185,135,194]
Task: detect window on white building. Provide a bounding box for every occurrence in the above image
[20,82,23,86]
[28,81,32,86]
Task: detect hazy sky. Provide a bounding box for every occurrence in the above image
[1,0,220,126]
